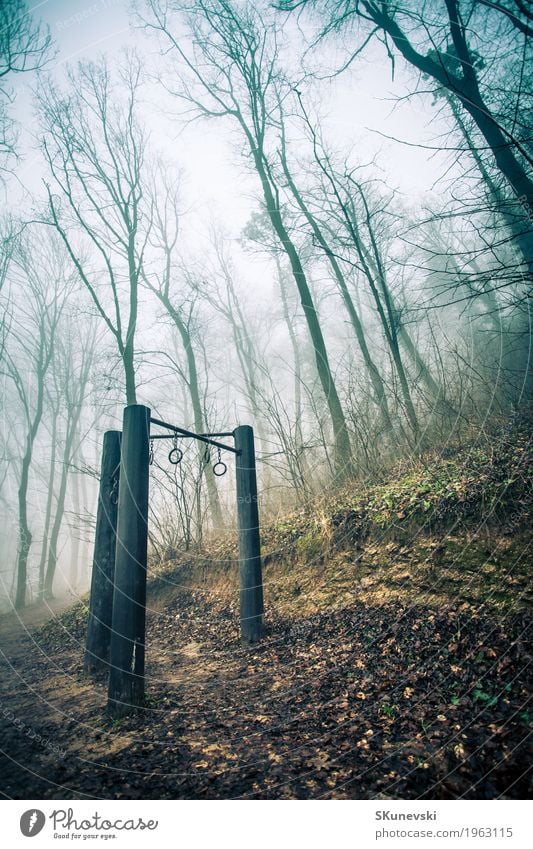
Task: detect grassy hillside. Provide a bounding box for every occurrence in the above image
[148,414,532,618]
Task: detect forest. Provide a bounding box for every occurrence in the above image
[0,0,531,802]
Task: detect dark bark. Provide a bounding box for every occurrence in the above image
[280,148,394,436]
[37,407,58,600]
[362,0,533,208]
[246,132,353,476]
[447,93,533,276]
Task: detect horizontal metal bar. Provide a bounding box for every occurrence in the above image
[151,432,233,440]
[149,417,239,455]
[202,432,235,438]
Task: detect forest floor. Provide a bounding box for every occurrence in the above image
[0,423,531,799]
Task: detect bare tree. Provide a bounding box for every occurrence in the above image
[1,228,71,608]
[39,54,150,405]
[144,0,354,477]
[298,125,424,443]
[36,381,60,600]
[43,317,97,598]
[279,0,533,213]
[0,0,52,177]
[276,111,395,437]
[142,164,224,527]
[200,228,270,450]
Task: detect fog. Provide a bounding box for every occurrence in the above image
[1,0,531,611]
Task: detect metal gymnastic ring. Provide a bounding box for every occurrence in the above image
[212,461,227,477]
[168,446,183,465]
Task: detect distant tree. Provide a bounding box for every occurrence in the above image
[1,228,71,608]
[36,380,60,600]
[200,229,269,450]
[43,317,97,599]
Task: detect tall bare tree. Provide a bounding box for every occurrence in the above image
[43,317,97,598]
[277,112,395,437]
[145,0,354,477]
[142,165,224,527]
[39,54,150,405]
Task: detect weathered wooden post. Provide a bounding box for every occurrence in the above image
[234,425,264,644]
[84,430,121,675]
[107,405,151,717]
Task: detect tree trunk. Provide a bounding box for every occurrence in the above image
[15,373,47,609]
[38,412,58,600]
[246,139,353,477]
[77,446,92,590]
[447,94,533,276]
[15,453,32,609]
[160,298,224,528]
[43,435,72,598]
[458,83,533,212]
[367,0,533,209]
[219,285,270,457]
[44,398,85,597]
[280,152,394,436]
[70,473,81,591]
[336,189,422,443]
[274,254,314,494]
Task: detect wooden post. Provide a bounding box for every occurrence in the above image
[84,430,121,675]
[107,405,150,717]
[234,425,263,644]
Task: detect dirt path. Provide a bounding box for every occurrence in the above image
[0,582,530,800]
[0,596,75,639]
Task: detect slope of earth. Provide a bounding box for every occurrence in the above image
[0,423,531,799]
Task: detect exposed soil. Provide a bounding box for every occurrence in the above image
[0,536,531,800]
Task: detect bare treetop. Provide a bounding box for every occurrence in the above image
[0,0,53,172]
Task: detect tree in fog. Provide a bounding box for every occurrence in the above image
[279,1,533,209]
[198,227,270,451]
[145,0,354,477]
[276,105,395,439]
[279,1,533,279]
[1,229,72,608]
[39,54,150,405]
[283,108,426,442]
[142,163,224,528]
[42,317,97,598]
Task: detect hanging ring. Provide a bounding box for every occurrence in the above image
[169,446,183,465]
[169,436,183,465]
[212,446,226,476]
